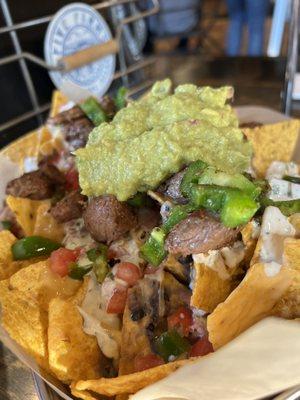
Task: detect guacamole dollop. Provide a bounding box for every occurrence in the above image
[76,80,252,201]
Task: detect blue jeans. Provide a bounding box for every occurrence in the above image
[143,0,200,36]
[226,0,269,56]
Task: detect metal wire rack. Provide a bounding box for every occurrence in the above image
[0,0,159,136]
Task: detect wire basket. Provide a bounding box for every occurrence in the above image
[0,0,159,146]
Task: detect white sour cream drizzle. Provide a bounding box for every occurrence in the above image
[23,156,38,172]
[78,274,121,360]
[251,219,261,239]
[190,241,245,282]
[268,178,300,201]
[259,206,296,276]
[266,161,299,180]
[192,241,245,280]
[266,161,300,201]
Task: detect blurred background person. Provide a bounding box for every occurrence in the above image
[140,0,201,52]
[226,0,270,56]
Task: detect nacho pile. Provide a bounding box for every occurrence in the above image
[0,82,300,400]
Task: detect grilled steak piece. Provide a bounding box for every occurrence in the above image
[137,207,161,232]
[157,169,187,204]
[48,106,85,125]
[51,191,87,223]
[165,210,239,256]
[240,121,263,129]
[100,95,116,118]
[6,164,65,201]
[83,195,138,243]
[39,164,66,186]
[47,106,94,150]
[6,170,53,200]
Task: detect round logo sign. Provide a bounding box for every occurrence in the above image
[44,2,116,98]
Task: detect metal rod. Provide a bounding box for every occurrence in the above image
[127,79,154,97]
[116,0,159,41]
[113,56,155,79]
[0,52,63,70]
[0,0,140,35]
[282,0,300,114]
[0,0,159,73]
[0,0,42,124]
[0,103,50,132]
[0,0,159,132]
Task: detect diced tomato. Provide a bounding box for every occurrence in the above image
[107,248,117,260]
[115,262,142,286]
[50,248,80,277]
[167,306,193,337]
[65,168,79,191]
[134,353,164,372]
[106,285,128,314]
[72,247,84,258]
[189,336,214,358]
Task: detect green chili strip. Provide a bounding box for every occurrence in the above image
[114,87,127,110]
[283,175,300,184]
[260,197,300,217]
[155,330,191,362]
[1,220,12,231]
[180,160,207,197]
[140,228,167,267]
[80,97,108,126]
[11,236,60,260]
[68,263,93,280]
[127,192,153,208]
[87,244,109,283]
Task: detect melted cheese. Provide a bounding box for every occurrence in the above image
[109,231,144,265]
[78,274,121,360]
[63,218,95,250]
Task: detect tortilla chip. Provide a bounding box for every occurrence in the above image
[289,213,300,236]
[162,254,189,283]
[118,301,152,376]
[274,238,300,318]
[0,279,49,370]
[48,281,101,383]
[0,230,18,280]
[241,220,260,266]
[9,260,81,312]
[6,195,44,236]
[33,200,64,242]
[190,261,234,314]
[163,271,191,313]
[244,120,300,177]
[73,359,192,397]
[118,272,189,378]
[1,130,41,170]
[70,385,99,400]
[207,262,291,349]
[50,90,69,117]
[6,196,64,241]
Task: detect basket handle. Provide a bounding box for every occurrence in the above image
[59,39,119,72]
